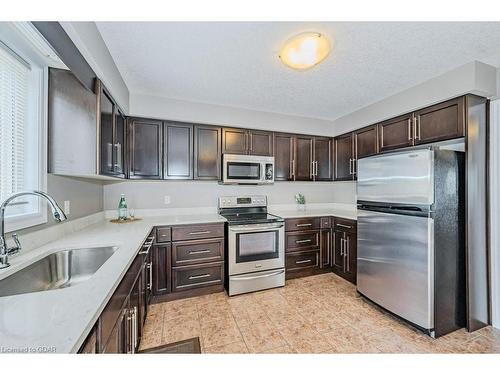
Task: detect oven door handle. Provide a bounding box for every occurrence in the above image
[229,223,284,232]
[230,269,285,281]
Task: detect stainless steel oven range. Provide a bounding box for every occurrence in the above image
[218,195,285,296]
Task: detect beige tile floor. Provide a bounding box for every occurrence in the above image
[139,273,500,354]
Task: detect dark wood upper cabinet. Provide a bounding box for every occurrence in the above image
[273,133,294,181]
[222,127,248,154]
[128,118,163,179]
[334,133,354,181]
[378,113,413,152]
[354,125,378,159]
[194,125,221,180]
[99,89,114,176]
[97,80,126,178]
[414,97,465,145]
[114,110,126,177]
[163,122,193,180]
[313,137,332,181]
[222,127,273,156]
[294,135,314,181]
[249,130,273,156]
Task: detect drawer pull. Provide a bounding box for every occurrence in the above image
[188,273,211,280]
[159,234,169,238]
[296,223,312,227]
[143,241,154,247]
[188,249,211,255]
[295,239,312,244]
[188,231,211,235]
[296,259,312,264]
[336,223,352,229]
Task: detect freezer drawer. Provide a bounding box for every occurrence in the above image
[357,209,434,330]
[357,149,434,205]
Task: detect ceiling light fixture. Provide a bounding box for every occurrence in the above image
[279,32,330,71]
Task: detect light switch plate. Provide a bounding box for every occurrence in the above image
[164,196,171,205]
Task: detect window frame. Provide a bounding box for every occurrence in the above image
[0,31,48,233]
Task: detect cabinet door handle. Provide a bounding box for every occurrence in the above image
[126,312,133,354]
[340,238,344,256]
[188,230,211,235]
[188,249,211,255]
[296,223,312,227]
[189,273,211,280]
[295,239,312,244]
[147,262,153,291]
[310,161,314,179]
[336,223,352,229]
[133,306,138,353]
[296,259,312,264]
[408,118,412,141]
[349,158,353,175]
[416,115,421,140]
[346,238,350,272]
[291,159,295,178]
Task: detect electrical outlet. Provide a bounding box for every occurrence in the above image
[63,200,70,215]
[164,196,171,205]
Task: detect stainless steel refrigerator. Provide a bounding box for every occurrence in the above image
[357,148,466,338]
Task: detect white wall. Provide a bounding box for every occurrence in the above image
[129,93,334,136]
[332,61,498,136]
[490,99,500,329]
[60,22,130,112]
[103,181,356,210]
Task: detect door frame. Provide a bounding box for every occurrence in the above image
[489,99,500,329]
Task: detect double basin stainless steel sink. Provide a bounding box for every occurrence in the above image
[0,246,118,297]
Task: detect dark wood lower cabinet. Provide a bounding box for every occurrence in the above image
[332,218,357,284]
[320,228,331,268]
[152,244,171,295]
[151,223,225,303]
[285,216,333,279]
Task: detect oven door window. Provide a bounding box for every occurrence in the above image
[227,162,261,180]
[236,230,279,263]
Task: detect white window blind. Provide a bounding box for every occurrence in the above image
[0,37,46,232]
[0,43,29,204]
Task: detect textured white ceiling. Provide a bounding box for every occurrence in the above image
[96,22,500,120]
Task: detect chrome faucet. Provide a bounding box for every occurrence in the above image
[0,190,67,269]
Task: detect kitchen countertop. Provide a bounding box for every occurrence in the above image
[0,213,225,354]
[269,207,357,221]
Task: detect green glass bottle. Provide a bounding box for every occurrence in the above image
[118,194,128,220]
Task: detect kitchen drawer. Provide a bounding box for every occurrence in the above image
[286,251,319,271]
[333,217,357,233]
[156,227,172,243]
[172,223,224,241]
[285,230,320,252]
[320,216,332,229]
[285,217,320,231]
[172,238,224,267]
[171,262,224,292]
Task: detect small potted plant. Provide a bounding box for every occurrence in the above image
[295,193,306,211]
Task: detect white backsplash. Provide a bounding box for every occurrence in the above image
[103,180,356,211]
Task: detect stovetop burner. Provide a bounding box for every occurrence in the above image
[218,195,283,225]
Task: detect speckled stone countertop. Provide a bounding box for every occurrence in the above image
[0,213,225,354]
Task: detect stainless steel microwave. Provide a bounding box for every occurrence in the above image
[222,154,275,185]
